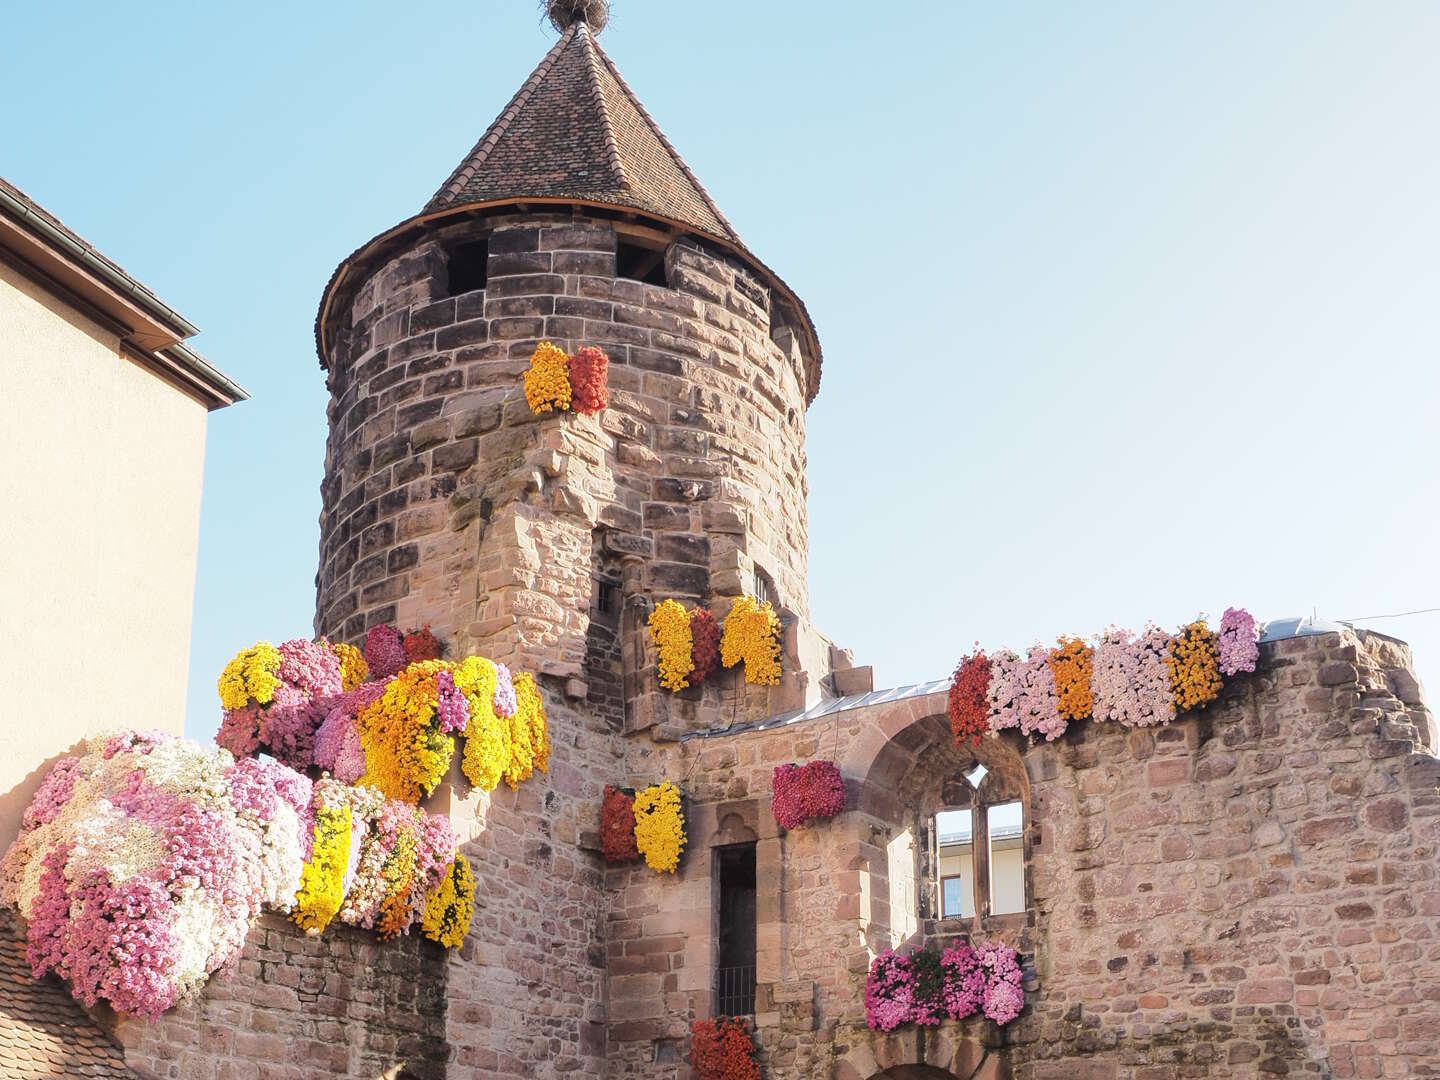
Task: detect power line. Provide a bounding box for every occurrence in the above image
[1340,606,1440,624]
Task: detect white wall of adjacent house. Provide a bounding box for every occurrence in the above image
[0,259,207,848]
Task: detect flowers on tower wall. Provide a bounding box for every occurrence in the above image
[721,594,782,686]
[524,340,610,416]
[864,941,1024,1032]
[214,626,549,805]
[689,1016,761,1080]
[946,608,1260,748]
[771,761,845,830]
[603,782,687,873]
[0,733,473,1020]
[649,600,731,692]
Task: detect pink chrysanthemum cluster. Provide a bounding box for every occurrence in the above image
[771,761,846,830]
[1218,606,1261,676]
[864,941,1025,1032]
[947,608,1260,747]
[1,732,467,1019]
[216,638,342,770]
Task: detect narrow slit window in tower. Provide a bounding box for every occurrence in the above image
[446,239,489,296]
[616,239,668,287]
[714,844,756,1016]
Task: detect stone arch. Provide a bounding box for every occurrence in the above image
[830,1026,1009,1080]
[838,701,1035,953]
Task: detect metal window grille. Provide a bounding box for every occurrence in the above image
[716,965,756,1016]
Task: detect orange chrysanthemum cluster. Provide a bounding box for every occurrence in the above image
[1049,636,1094,722]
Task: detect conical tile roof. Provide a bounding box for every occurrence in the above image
[426,22,739,245]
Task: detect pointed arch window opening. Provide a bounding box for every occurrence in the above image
[931,763,1028,924]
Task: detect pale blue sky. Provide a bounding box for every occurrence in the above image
[3,2,1436,742]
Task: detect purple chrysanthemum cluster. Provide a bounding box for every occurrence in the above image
[1218,606,1261,677]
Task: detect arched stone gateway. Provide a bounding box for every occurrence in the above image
[830,1026,1009,1080]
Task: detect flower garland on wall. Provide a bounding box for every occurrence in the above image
[690,1016,761,1080]
[865,941,1024,1032]
[524,340,609,416]
[946,608,1261,748]
[216,626,549,804]
[721,595,782,686]
[771,761,845,830]
[0,733,474,1020]
[603,782,687,873]
[648,601,726,692]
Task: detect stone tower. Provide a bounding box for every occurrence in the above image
[314,5,848,740]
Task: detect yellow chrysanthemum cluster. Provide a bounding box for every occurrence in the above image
[455,657,507,792]
[524,340,572,414]
[720,595,782,686]
[332,641,369,692]
[357,661,455,803]
[1167,620,1223,713]
[422,856,476,949]
[455,659,551,792]
[375,830,419,941]
[649,599,695,691]
[505,672,551,788]
[293,800,352,934]
[633,781,686,874]
[217,643,283,711]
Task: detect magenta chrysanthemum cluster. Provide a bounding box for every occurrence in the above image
[864,941,1025,1032]
[1,732,464,1019]
[771,761,846,830]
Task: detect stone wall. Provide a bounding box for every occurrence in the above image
[111,913,447,1080]
[610,629,1440,1079]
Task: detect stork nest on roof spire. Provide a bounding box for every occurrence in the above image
[545,0,610,34]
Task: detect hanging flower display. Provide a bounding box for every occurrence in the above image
[649,599,695,691]
[294,779,353,934]
[422,855,476,949]
[364,624,408,681]
[332,641,369,691]
[569,345,610,415]
[504,671,551,788]
[356,660,456,803]
[721,594,782,686]
[403,626,444,664]
[986,649,1024,732]
[690,607,722,686]
[947,650,991,747]
[456,656,508,792]
[864,940,1025,1031]
[1048,636,1094,723]
[1015,644,1065,741]
[771,761,845,829]
[1167,619,1223,712]
[601,785,641,863]
[1218,606,1261,676]
[217,642,283,712]
[524,340,573,414]
[632,782,687,874]
[1090,627,1176,728]
[0,732,473,1020]
[689,1016,761,1080]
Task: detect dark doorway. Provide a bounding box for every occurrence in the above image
[714,843,756,1016]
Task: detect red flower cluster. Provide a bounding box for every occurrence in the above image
[402,626,443,664]
[601,785,640,863]
[771,760,845,830]
[690,1016,760,1080]
[690,608,721,685]
[948,651,992,747]
[569,346,610,416]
